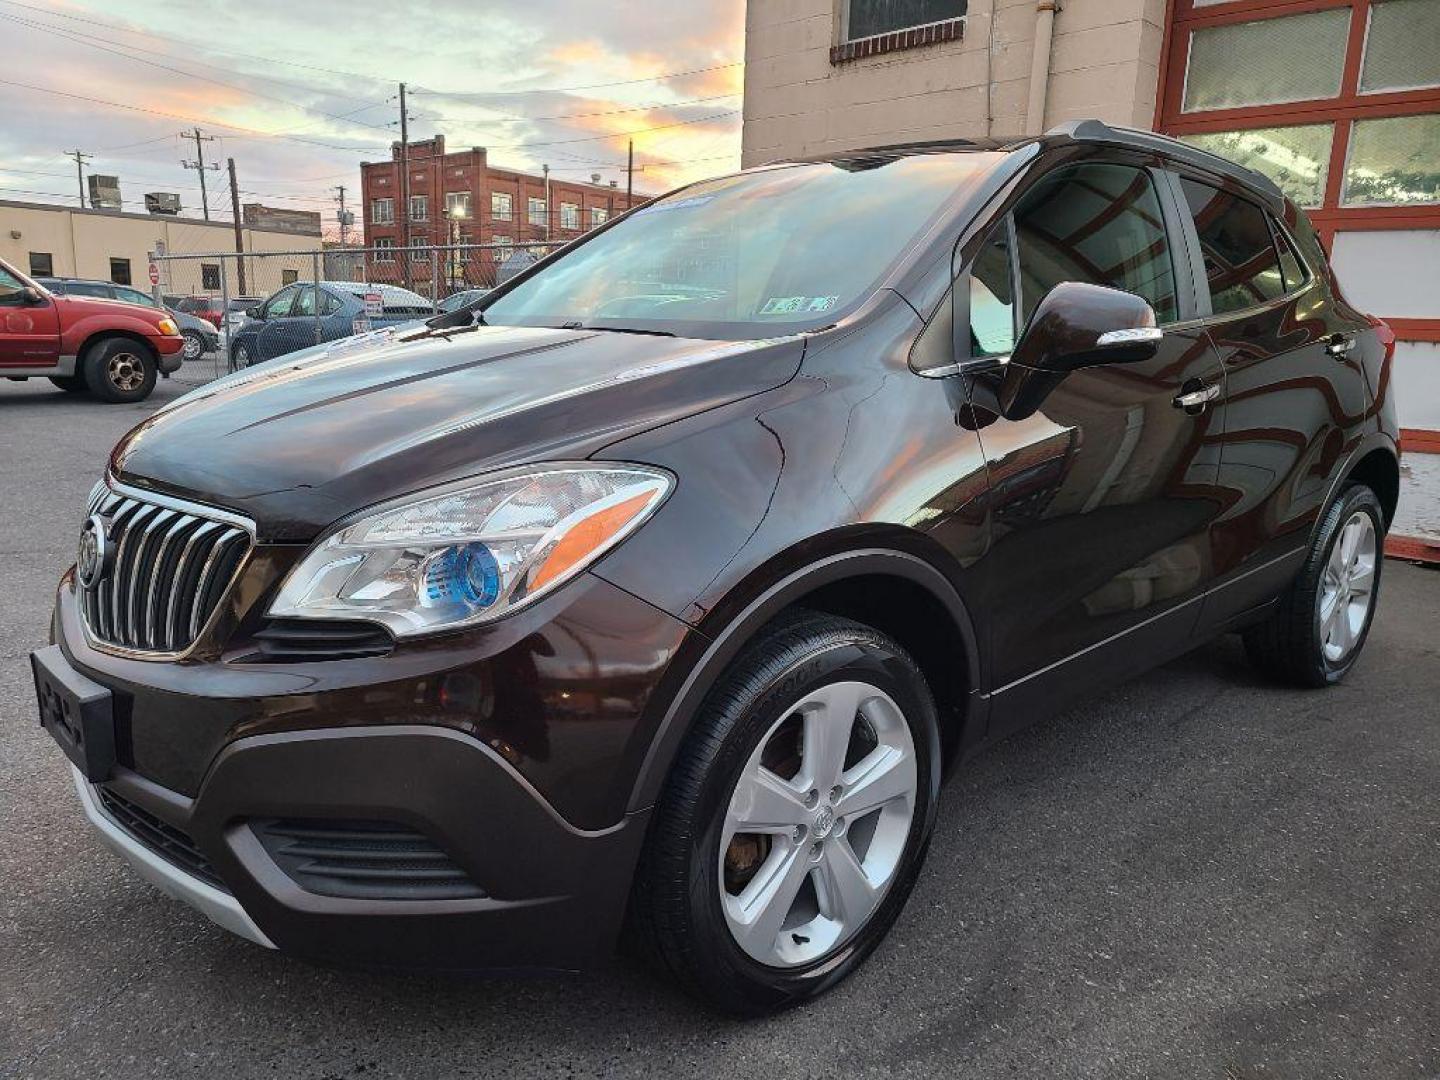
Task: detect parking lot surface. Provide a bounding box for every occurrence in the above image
[2,376,1438,1080]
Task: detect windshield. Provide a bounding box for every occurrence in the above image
[483,153,1003,340]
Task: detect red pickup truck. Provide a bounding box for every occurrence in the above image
[1,256,185,403]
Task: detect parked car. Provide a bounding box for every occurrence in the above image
[33,121,1400,1013]
[37,278,219,361]
[1,260,184,401]
[174,295,264,334]
[437,287,491,314]
[227,282,434,368]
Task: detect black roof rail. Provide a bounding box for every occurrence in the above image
[1046,118,1286,203]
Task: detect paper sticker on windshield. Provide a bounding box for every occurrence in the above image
[760,295,838,316]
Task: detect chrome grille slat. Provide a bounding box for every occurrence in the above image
[77,484,254,658]
[164,520,223,652]
[189,530,247,641]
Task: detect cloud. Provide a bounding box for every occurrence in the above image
[0,0,744,225]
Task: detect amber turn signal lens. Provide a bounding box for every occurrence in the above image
[528,490,658,594]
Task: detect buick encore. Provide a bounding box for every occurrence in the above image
[32,120,1400,1014]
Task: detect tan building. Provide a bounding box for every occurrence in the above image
[0,199,324,299]
[743,0,1440,558]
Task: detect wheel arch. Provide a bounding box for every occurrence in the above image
[1341,441,1400,530]
[625,543,985,814]
[77,329,158,374]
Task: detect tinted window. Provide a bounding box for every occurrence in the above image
[0,265,25,304]
[115,286,159,308]
[1014,164,1178,325]
[291,286,317,318]
[1179,178,1287,314]
[264,287,298,319]
[1271,221,1309,293]
[970,225,1016,357]
[67,282,114,299]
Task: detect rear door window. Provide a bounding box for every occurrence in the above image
[1013,163,1179,325]
[1178,178,1288,315]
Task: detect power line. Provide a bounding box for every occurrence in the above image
[421,91,742,126]
[413,61,744,98]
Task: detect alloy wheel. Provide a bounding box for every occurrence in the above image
[182,332,202,360]
[107,351,145,393]
[1319,510,1377,663]
[719,680,917,968]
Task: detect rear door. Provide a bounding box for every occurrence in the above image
[0,265,61,368]
[1173,175,1372,629]
[967,160,1229,727]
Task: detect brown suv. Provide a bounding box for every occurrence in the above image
[32,121,1399,1014]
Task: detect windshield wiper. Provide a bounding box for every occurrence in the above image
[560,321,675,337]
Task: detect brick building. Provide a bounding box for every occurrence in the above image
[359,135,648,291]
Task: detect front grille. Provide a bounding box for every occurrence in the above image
[80,485,251,655]
[96,786,229,893]
[252,819,487,901]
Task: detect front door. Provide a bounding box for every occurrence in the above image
[965,161,1229,729]
[0,266,61,369]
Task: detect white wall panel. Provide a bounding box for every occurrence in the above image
[1331,230,1440,319]
[1393,341,1440,431]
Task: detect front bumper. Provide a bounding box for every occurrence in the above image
[65,724,650,971]
[154,335,185,373]
[47,565,695,969]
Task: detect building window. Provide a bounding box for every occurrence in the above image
[374,238,395,262]
[109,258,131,285]
[491,192,513,221]
[528,196,547,227]
[1182,9,1349,113]
[559,202,580,230]
[590,207,609,228]
[1179,124,1334,208]
[457,233,472,262]
[409,195,428,222]
[445,191,472,219]
[411,242,430,264]
[1342,113,1440,205]
[372,198,394,225]
[201,263,220,290]
[1360,0,1440,94]
[28,252,53,277]
[844,0,966,40]
[282,269,299,285]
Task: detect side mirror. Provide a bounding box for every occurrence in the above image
[998,282,1161,421]
[246,306,263,320]
[21,286,45,305]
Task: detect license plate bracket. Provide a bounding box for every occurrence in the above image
[31,644,115,782]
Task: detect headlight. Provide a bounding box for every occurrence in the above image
[268,464,672,637]
[157,318,179,335]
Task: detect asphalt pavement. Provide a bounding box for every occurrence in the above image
[2,374,1438,1079]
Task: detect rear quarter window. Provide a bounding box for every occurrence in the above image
[1179,178,1289,315]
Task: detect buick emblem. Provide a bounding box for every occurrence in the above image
[77,514,113,590]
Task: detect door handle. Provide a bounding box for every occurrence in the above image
[1326,332,1356,359]
[1172,383,1221,415]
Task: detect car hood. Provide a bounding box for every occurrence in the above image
[111,324,805,540]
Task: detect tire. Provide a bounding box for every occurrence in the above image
[48,376,87,394]
[181,329,205,361]
[1243,484,1385,687]
[82,337,157,403]
[631,611,941,1015]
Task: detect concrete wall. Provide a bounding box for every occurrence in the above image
[742,0,1167,166]
[0,200,322,297]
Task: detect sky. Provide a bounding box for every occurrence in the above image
[0,0,745,234]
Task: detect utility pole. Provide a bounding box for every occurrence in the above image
[181,128,219,220]
[334,185,349,246]
[627,140,634,205]
[542,164,551,243]
[227,157,247,295]
[398,82,412,291]
[66,149,92,208]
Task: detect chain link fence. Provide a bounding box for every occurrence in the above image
[152,242,556,385]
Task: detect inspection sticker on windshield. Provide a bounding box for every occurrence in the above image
[760,295,838,316]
